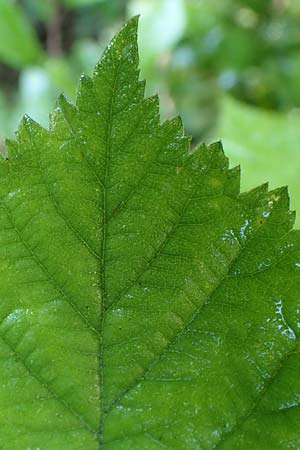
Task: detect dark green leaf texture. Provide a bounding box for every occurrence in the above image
[1,17,300,450]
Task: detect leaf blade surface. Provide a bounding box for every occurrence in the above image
[0,17,300,450]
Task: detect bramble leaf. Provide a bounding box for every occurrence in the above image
[0,17,300,450]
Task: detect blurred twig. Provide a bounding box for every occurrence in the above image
[46,4,64,56]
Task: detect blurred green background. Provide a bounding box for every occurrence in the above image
[0,0,299,224]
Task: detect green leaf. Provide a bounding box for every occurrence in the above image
[1,17,300,449]
[216,95,300,227]
[0,0,42,68]
[63,0,104,8]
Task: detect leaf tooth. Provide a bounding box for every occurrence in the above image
[268,185,290,209]
[4,115,48,161]
[225,165,241,198]
[57,93,75,114]
[209,140,230,168]
[76,74,94,108]
[190,141,229,172]
[240,181,269,203]
[265,186,295,232]
[162,115,184,136]
[138,78,146,94]
[53,93,77,124]
[21,113,45,133]
[3,138,15,159]
[94,15,139,77]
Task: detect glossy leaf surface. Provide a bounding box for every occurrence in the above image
[0,17,300,450]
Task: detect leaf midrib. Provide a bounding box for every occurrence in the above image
[98,58,122,447]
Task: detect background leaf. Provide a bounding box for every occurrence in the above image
[63,0,104,7]
[0,0,42,68]
[215,96,300,227]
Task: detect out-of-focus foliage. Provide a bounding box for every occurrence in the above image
[0,0,128,145]
[0,0,42,68]
[130,0,300,140]
[0,0,299,221]
[185,0,300,113]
